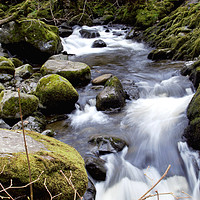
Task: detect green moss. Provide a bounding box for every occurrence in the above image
[9,57,23,68]
[0,56,15,75]
[0,129,88,200]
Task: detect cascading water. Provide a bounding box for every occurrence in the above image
[52,25,200,200]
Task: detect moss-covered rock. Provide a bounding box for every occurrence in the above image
[35,74,79,113]
[9,57,23,68]
[0,56,15,75]
[0,20,63,64]
[96,76,126,111]
[0,129,88,200]
[40,59,91,86]
[0,90,39,119]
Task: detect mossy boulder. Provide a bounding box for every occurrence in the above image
[35,74,79,113]
[0,90,39,119]
[148,48,174,60]
[9,57,23,68]
[0,129,88,200]
[0,56,15,75]
[40,59,91,86]
[0,20,63,64]
[184,85,200,150]
[96,76,126,111]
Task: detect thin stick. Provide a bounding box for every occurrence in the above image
[0,183,14,200]
[78,0,87,23]
[17,88,33,200]
[138,165,171,200]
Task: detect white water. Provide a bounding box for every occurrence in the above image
[59,25,200,200]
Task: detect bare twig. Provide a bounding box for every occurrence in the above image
[60,170,83,200]
[138,165,171,200]
[17,88,33,200]
[0,183,14,200]
[44,178,62,200]
[0,165,5,175]
[49,0,57,25]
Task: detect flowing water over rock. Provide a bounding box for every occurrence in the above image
[47,25,200,200]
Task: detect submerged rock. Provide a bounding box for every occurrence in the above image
[35,74,79,113]
[92,39,107,48]
[0,129,88,200]
[96,76,126,111]
[40,59,91,86]
[0,90,39,119]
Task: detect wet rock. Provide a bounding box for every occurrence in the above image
[79,29,100,38]
[92,39,107,48]
[85,156,107,181]
[58,22,73,37]
[96,76,126,111]
[40,59,91,86]
[41,129,56,137]
[92,74,113,85]
[35,74,79,113]
[0,129,88,200]
[0,90,39,119]
[148,48,174,60]
[83,178,96,200]
[89,135,127,156]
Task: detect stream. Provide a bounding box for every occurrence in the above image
[47,25,200,200]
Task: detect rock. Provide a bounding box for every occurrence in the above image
[35,74,79,113]
[93,15,114,25]
[0,20,63,64]
[148,48,174,60]
[92,74,113,85]
[0,129,88,200]
[0,83,5,92]
[40,59,91,86]
[0,119,11,129]
[15,64,33,79]
[184,86,200,150]
[85,156,107,181]
[79,28,100,38]
[9,57,23,68]
[89,135,127,156]
[0,90,39,119]
[92,39,107,48]
[96,76,126,111]
[41,129,56,137]
[0,56,15,75]
[83,178,96,200]
[48,54,68,60]
[12,114,46,133]
[58,22,73,37]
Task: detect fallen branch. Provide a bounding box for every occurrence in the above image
[138,165,171,200]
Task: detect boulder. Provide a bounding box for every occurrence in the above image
[58,22,73,38]
[96,76,126,111]
[0,56,15,75]
[184,86,200,150]
[0,90,39,119]
[92,74,113,85]
[40,59,91,86]
[15,64,33,79]
[92,39,107,48]
[0,20,63,64]
[9,57,23,68]
[83,178,96,200]
[0,129,88,200]
[35,74,79,113]
[79,28,100,38]
[0,119,11,129]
